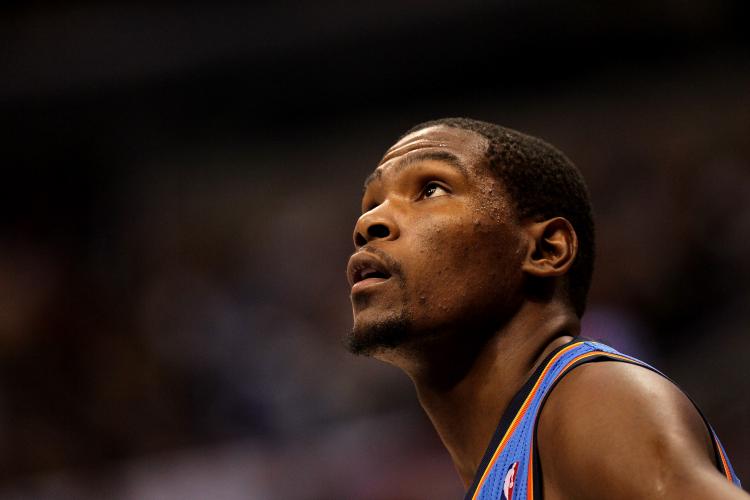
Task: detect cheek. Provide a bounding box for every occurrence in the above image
[406,215,523,313]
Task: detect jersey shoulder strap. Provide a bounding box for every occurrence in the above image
[467,339,603,499]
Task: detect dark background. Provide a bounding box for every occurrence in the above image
[1,1,749,498]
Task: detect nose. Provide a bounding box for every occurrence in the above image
[353,204,400,248]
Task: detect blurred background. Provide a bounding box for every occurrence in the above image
[1,1,749,498]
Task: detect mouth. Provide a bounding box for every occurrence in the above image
[347,252,393,293]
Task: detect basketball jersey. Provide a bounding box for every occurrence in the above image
[464,338,742,500]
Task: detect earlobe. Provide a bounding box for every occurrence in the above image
[521,217,578,277]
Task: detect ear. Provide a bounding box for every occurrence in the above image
[521,217,578,278]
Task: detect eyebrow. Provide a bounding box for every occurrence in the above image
[362,150,467,191]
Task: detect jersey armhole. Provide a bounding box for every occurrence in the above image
[530,355,733,499]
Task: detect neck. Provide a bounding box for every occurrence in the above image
[397,301,580,488]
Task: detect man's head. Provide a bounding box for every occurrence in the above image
[346,118,594,359]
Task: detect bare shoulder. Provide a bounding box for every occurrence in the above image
[537,360,747,500]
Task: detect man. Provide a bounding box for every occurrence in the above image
[345,118,746,499]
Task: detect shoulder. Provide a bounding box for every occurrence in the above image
[537,359,743,499]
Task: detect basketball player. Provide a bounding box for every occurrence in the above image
[346,118,746,499]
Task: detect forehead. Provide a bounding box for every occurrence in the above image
[382,125,487,164]
[366,125,489,186]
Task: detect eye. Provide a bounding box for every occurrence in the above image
[422,182,449,199]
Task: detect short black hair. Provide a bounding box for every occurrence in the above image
[403,117,595,317]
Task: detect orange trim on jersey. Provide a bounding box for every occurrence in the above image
[715,437,733,481]
[471,342,586,499]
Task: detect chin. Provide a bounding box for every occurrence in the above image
[347,311,412,356]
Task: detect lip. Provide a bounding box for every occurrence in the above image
[347,251,393,293]
[351,276,390,293]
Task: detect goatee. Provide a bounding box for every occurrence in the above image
[346,312,412,356]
